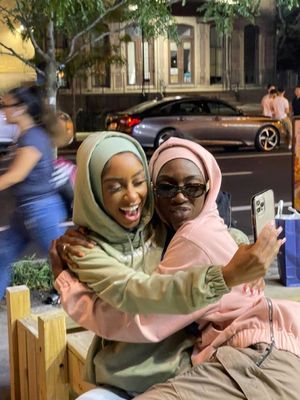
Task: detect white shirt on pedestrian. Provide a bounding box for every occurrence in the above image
[273,96,289,120]
[261,94,274,117]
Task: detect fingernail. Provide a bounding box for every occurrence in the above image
[276,226,283,233]
[281,237,286,244]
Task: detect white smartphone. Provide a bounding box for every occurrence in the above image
[251,189,275,241]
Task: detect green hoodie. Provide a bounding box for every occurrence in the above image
[68,132,229,393]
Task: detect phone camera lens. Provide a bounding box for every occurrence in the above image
[257,207,261,213]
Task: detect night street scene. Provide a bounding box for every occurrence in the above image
[1,1,300,399]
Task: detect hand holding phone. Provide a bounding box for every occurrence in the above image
[251,189,275,241]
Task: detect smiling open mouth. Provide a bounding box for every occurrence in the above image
[119,204,141,222]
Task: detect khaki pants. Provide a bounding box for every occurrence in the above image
[282,116,292,147]
[135,345,300,400]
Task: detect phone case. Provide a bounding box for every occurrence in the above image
[251,189,275,240]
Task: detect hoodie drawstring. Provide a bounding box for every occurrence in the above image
[126,233,135,269]
[140,231,145,266]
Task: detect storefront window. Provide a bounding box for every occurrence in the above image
[126,26,154,86]
[169,24,194,85]
[127,41,136,85]
[170,42,178,84]
[90,34,110,88]
[210,26,223,85]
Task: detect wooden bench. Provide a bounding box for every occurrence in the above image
[6,285,95,400]
[7,274,300,400]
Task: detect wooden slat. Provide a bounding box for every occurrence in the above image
[6,286,31,400]
[17,320,29,400]
[67,330,94,363]
[27,327,39,400]
[67,331,95,396]
[67,348,95,395]
[37,311,69,400]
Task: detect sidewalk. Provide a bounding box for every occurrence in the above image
[1,261,299,399]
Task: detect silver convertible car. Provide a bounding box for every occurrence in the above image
[105,96,286,152]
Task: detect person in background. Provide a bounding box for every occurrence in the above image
[272,87,292,149]
[0,86,68,299]
[261,83,276,117]
[292,86,300,116]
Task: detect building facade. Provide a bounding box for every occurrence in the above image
[0,1,35,92]
[59,0,277,114]
[0,0,277,112]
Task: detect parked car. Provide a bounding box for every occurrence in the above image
[105,96,286,152]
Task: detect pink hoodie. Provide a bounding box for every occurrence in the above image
[56,138,300,362]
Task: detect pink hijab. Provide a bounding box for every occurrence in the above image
[149,137,238,270]
[149,137,222,228]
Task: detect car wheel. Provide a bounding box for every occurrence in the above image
[255,126,279,152]
[154,129,183,148]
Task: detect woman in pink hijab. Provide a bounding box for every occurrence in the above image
[149,137,242,270]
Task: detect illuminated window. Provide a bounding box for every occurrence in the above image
[169,24,194,85]
[126,26,154,86]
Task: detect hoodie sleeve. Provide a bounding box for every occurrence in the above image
[67,246,230,315]
[55,269,226,342]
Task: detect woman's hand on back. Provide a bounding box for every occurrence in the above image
[222,223,285,288]
[49,239,67,279]
[56,226,95,260]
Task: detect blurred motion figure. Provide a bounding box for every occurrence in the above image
[0,86,67,299]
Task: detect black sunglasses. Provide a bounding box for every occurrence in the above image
[0,102,22,109]
[154,183,208,198]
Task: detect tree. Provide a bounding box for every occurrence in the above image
[0,0,179,107]
[275,0,300,81]
[197,0,300,88]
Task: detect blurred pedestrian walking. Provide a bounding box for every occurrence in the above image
[272,87,292,149]
[261,84,276,117]
[0,86,68,299]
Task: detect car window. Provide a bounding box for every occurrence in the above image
[162,101,209,116]
[125,97,181,114]
[125,100,165,114]
[207,101,239,116]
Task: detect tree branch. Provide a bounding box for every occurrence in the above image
[67,0,127,61]
[65,21,134,65]
[0,41,44,76]
[0,4,48,62]
[26,23,49,62]
[0,4,16,19]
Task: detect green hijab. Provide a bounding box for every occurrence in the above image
[73,132,153,246]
